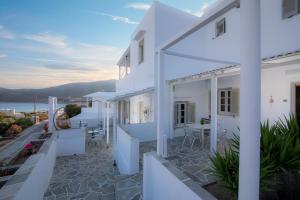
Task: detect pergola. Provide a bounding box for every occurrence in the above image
[155,0,261,199]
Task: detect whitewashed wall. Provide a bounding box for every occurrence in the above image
[116,126,139,174]
[173,76,240,138]
[261,62,300,123]
[56,128,86,156]
[122,123,156,142]
[116,2,198,93]
[143,152,216,200]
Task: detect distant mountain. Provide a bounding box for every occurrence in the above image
[0,80,116,103]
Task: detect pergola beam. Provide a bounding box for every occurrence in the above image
[164,50,240,66]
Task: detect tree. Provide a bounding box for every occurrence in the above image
[64,104,81,118]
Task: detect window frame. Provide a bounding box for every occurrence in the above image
[138,38,144,64]
[215,18,226,37]
[282,0,299,19]
[218,89,232,116]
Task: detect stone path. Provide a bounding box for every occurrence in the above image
[44,141,142,200]
[45,135,214,200]
[140,136,216,186]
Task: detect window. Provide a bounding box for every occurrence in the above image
[216,18,226,37]
[282,0,300,19]
[174,102,195,127]
[138,39,144,64]
[218,89,239,116]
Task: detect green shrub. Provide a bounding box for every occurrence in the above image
[210,114,300,196]
[15,118,33,129]
[64,104,81,118]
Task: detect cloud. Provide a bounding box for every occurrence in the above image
[0,25,16,40]
[23,32,68,48]
[185,2,216,17]
[0,54,8,58]
[126,3,151,11]
[193,3,210,17]
[89,11,138,25]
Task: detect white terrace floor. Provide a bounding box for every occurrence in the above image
[44,134,214,200]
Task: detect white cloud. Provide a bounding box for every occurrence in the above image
[193,3,210,17]
[0,25,16,40]
[126,3,151,11]
[89,11,139,25]
[23,32,68,48]
[0,54,7,58]
[185,1,216,17]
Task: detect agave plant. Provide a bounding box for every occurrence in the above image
[210,114,300,196]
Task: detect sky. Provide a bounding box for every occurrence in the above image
[0,0,214,89]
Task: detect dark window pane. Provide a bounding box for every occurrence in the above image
[228,98,231,104]
[228,105,231,112]
[221,91,225,97]
[221,98,225,104]
[228,91,231,97]
[181,118,185,123]
[221,105,225,111]
[181,104,185,110]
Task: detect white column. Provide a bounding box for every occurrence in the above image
[156,51,167,157]
[210,76,218,153]
[112,102,117,159]
[106,102,110,145]
[238,0,261,199]
[169,83,174,139]
[48,96,57,133]
[102,103,106,132]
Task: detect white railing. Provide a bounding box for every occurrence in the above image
[116,126,139,174]
[143,152,217,200]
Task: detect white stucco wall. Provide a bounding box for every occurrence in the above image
[143,152,216,200]
[116,126,139,175]
[56,128,86,156]
[261,63,300,123]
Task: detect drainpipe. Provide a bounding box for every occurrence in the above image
[238,0,261,199]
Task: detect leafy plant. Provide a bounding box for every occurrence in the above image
[64,104,81,118]
[5,124,22,137]
[210,114,300,196]
[15,118,33,129]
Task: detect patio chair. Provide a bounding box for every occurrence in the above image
[181,126,202,150]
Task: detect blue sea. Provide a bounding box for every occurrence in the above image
[0,102,65,113]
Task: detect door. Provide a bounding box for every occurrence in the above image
[296,86,300,125]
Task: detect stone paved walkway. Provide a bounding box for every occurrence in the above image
[140,136,215,186]
[45,134,214,200]
[44,141,142,200]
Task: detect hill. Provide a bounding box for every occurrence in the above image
[0,80,116,103]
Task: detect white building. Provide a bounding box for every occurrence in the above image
[69,92,115,129]
[110,0,300,199]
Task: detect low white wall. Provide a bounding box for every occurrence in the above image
[143,152,217,200]
[116,126,139,175]
[0,136,58,200]
[15,138,57,200]
[122,123,156,142]
[56,128,86,156]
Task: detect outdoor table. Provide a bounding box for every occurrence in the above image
[188,123,210,148]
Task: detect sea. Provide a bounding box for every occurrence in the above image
[0,102,65,113]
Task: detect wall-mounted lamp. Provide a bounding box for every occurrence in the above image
[269,96,274,104]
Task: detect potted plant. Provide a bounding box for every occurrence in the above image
[24,143,33,155]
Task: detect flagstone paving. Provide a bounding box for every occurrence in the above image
[44,134,214,200]
[44,142,142,200]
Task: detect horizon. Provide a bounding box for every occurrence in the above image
[0,0,214,89]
